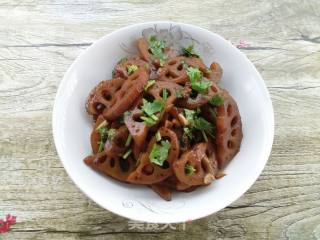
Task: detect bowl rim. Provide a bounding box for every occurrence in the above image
[52,21,274,223]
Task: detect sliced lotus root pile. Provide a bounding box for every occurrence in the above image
[146,81,183,108]
[86,78,125,117]
[177,82,222,109]
[84,152,135,182]
[127,127,179,184]
[215,90,243,168]
[113,56,148,79]
[103,69,149,121]
[104,125,129,158]
[173,142,218,186]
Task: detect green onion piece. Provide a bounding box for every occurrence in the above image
[202,130,208,142]
[96,120,107,130]
[185,164,196,176]
[151,114,158,121]
[125,134,132,147]
[155,131,161,142]
[123,149,132,159]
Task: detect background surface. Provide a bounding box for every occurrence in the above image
[0,0,320,239]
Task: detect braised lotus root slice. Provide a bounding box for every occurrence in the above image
[177,82,222,109]
[104,125,129,158]
[215,90,243,168]
[86,78,125,117]
[84,152,135,182]
[90,115,106,154]
[127,128,179,184]
[157,175,192,191]
[124,106,149,159]
[147,81,183,108]
[103,69,149,121]
[173,143,218,186]
[150,184,172,201]
[137,38,151,61]
[113,56,148,79]
[157,56,207,84]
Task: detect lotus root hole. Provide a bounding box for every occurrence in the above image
[133,113,143,122]
[227,140,235,149]
[110,158,116,167]
[231,116,238,127]
[161,160,170,169]
[102,90,112,100]
[143,93,155,102]
[177,63,183,71]
[231,128,237,136]
[227,104,233,116]
[95,103,104,112]
[142,164,154,175]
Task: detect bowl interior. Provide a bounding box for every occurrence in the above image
[53,22,274,223]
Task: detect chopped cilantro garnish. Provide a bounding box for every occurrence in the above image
[209,93,224,106]
[175,89,183,98]
[182,44,199,58]
[183,109,214,141]
[144,80,156,91]
[193,117,213,132]
[97,126,116,152]
[141,99,164,116]
[140,116,157,126]
[187,67,212,93]
[149,140,171,166]
[108,128,116,140]
[185,164,196,176]
[183,127,193,140]
[127,64,138,75]
[148,36,167,63]
[122,149,132,159]
[155,131,161,142]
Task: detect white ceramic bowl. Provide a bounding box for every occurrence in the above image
[52,21,274,223]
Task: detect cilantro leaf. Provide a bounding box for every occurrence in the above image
[127,64,138,75]
[187,67,212,93]
[183,109,214,141]
[209,93,224,106]
[183,127,193,140]
[182,44,199,58]
[148,36,167,63]
[144,80,155,91]
[185,164,196,176]
[193,117,213,132]
[141,99,164,116]
[149,140,171,166]
[97,126,116,152]
[175,89,183,98]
